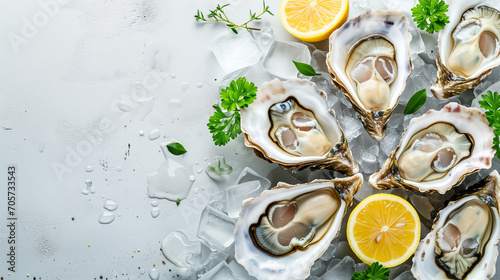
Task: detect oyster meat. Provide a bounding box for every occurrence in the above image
[370,103,494,193]
[411,170,500,279]
[240,79,358,175]
[431,0,500,99]
[234,174,363,280]
[327,9,412,140]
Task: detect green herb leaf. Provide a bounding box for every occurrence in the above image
[194,1,273,32]
[166,142,187,155]
[404,89,427,115]
[352,262,390,280]
[411,0,449,34]
[479,91,500,158]
[176,198,181,206]
[208,77,258,146]
[293,61,321,76]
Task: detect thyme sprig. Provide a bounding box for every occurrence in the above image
[194,1,273,34]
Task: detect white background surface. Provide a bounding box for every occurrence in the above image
[0,0,307,278]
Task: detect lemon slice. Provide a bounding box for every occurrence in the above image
[279,0,349,42]
[347,194,421,267]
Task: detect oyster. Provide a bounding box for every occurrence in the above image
[411,170,500,279]
[369,103,494,193]
[431,0,500,99]
[234,174,363,280]
[327,9,412,140]
[240,79,358,175]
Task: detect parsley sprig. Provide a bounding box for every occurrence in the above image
[194,1,273,34]
[352,262,390,280]
[411,0,449,34]
[479,91,500,158]
[208,77,258,146]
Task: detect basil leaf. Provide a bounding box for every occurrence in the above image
[293,61,321,76]
[167,142,187,155]
[404,89,427,115]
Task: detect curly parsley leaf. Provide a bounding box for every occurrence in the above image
[479,90,500,158]
[352,262,390,280]
[208,104,243,146]
[411,0,449,34]
[220,77,258,111]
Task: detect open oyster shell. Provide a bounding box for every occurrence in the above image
[327,9,412,140]
[431,0,500,100]
[369,102,494,194]
[411,170,500,279]
[240,79,358,175]
[234,174,363,280]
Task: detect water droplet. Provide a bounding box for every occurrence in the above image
[201,186,205,191]
[151,207,160,218]
[148,129,161,140]
[194,188,199,194]
[39,142,46,153]
[151,200,159,207]
[103,200,118,211]
[181,82,189,92]
[189,175,195,181]
[139,130,145,136]
[116,166,123,172]
[197,83,203,88]
[149,268,159,280]
[98,212,115,224]
[81,189,89,195]
[139,268,146,275]
[85,165,94,172]
[118,177,122,181]
[260,27,274,45]
[170,73,176,79]
[197,168,204,174]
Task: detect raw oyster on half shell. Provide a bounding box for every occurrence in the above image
[327,9,412,140]
[431,0,500,99]
[411,170,500,279]
[234,174,363,280]
[369,103,494,193]
[240,79,358,175]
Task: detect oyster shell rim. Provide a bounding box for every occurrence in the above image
[411,170,500,280]
[234,174,363,280]
[369,102,495,194]
[326,9,413,140]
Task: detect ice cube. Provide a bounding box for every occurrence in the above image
[355,263,368,273]
[199,261,236,280]
[310,260,328,277]
[262,40,311,80]
[380,129,400,157]
[409,194,434,222]
[393,271,416,280]
[197,205,236,250]
[320,243,338,261]
[320,256,355,280]
[334,241,361,262]
[354,181,374,202]
[311,49,329,74]
[390,188,408,200]
[211,30,262,74]
[161,230,210,269]
[361,145,380,174]
[206,156,233,182]
[209,191,227,214]
[228,260,257,280]
[260,27,274,46]
[235,167,271,190]
[339,116,363,142]
[225,180,262,218]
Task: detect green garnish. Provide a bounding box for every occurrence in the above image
[208,77,258,146]
[404,89,427,115]
[176,198,181,206]
[411,0,450,34]
[166,142,187,155]
[352,262,390,280]
[479,90,500,158]
[293,61,321,76]
[194,1,273,34]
